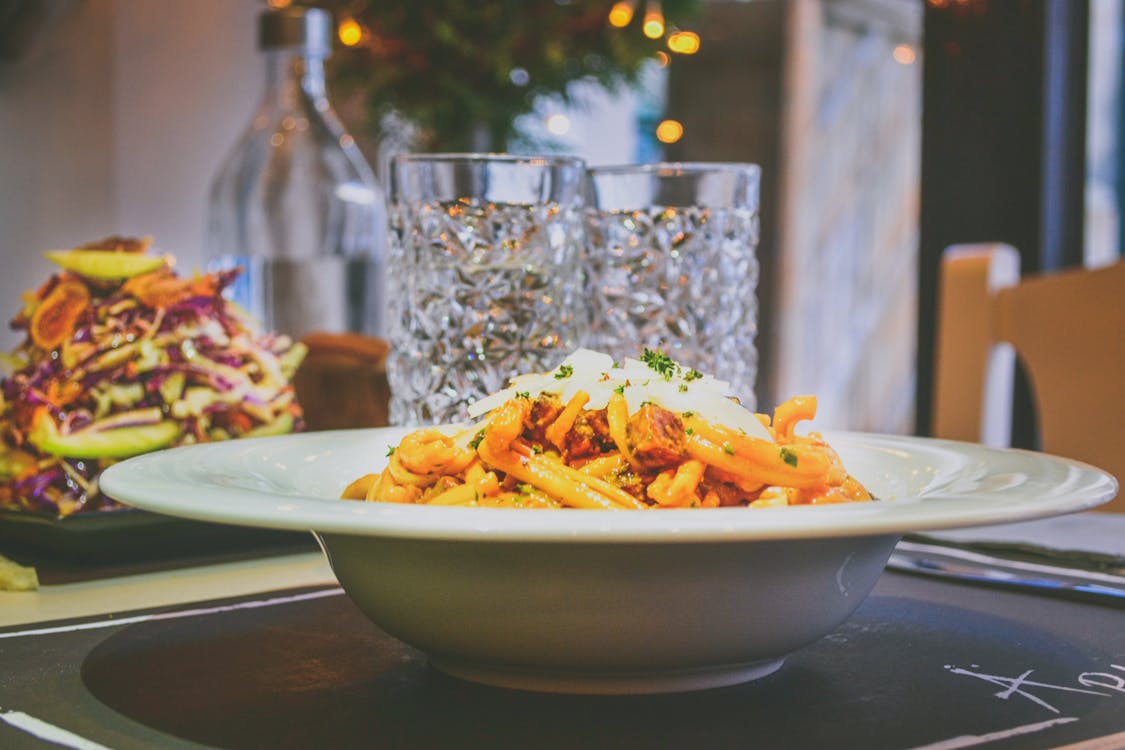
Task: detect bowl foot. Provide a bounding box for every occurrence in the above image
[428,656,786,695]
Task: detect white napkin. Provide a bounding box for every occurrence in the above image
[915,511,1125,570]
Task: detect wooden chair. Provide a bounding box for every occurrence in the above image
[932,244,1125,511]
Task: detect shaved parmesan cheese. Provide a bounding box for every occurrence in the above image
[465,349,773,442]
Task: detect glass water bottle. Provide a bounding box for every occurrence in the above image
[207,6,386,339]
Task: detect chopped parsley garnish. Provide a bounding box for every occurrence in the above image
[684,368,703,381]
[722,441,735,455]
[682,411,695,418]
[678,384,688,392]
[641,348,676,379]
[515,391,530,400]
[780,447,799,467]
[554,364,574,379]
[685,427,694,436]
[385,446,396,457]
[613,384,625,395]
[468,430,485,450]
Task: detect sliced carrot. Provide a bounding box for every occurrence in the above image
[226,411,254,433]
[29,279,90,351]
[188,273,219,298]
[44,380,83,408]
[122,272,179,308]
[122,270,215,309]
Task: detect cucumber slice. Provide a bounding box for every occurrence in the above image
[30,419,180,459]
[242,412,295,438]
[44,249,167,280]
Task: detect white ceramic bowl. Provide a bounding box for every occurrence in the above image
[100,428,1117,694]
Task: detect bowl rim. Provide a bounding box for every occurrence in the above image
[98,428,1118,544]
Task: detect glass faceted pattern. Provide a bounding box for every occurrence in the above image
[583,203,760,406]
[388,198,582,425]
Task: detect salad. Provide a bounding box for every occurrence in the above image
[0,236,305,516]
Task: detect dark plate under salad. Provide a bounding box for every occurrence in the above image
[0,507,316,567]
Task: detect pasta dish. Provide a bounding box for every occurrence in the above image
[343,349,871,509]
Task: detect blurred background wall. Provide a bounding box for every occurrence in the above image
[664,0,922,431]
[0,0,645,351]
[0,0,920,431]
[0,0,259,353]
[0,0,1120,437]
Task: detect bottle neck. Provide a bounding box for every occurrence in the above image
[262,49,328,110]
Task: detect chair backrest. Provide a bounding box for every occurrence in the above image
[932,243,1125,512]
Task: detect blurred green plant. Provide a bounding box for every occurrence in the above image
[311,0,700,152]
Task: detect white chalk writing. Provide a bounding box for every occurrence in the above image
[944,663,1112,714]
[1078,664,1125,693]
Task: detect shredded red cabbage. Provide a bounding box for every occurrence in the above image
[1,258,304,516]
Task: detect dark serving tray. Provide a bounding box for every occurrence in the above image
[0,507,316,567]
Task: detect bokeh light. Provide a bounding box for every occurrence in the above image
[643,1,665,39]
[338,18,363,47]
[655,119,683,144]
[667,31,700,55]
[608,1,635,28]
[546,113,572,136]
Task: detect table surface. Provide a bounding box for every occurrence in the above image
[0,551,335,629]
[2,526,1125,750]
